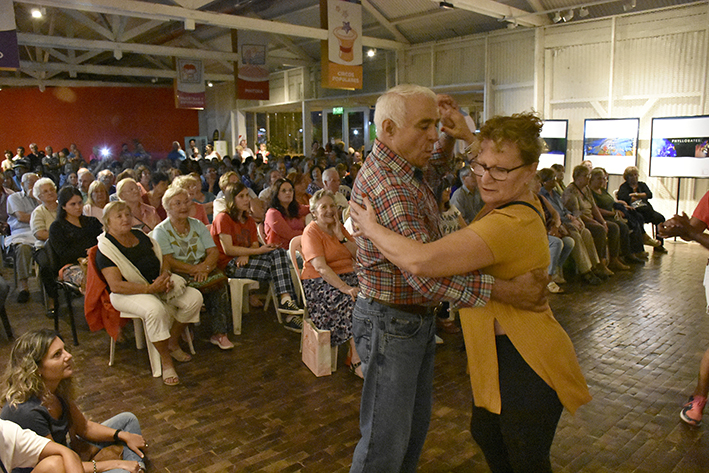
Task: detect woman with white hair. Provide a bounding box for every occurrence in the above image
[115,178,160,233]
[30,177,57,246]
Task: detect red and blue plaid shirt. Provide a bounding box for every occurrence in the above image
[352,137,493,306]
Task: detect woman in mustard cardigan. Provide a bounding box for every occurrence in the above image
[351,112,591,473]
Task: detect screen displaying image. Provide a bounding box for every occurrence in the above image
[539,120,568,169]
[650,115,709,178]
[583,118,639,175]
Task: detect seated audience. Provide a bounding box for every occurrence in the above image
[210,183,303,332]
[562,165,620,277]
[264,178,309,250]
[1,329,147,471]
[589,168,646,264]
[617,165,667,253]
[49,187,103,289]
[451,165,485,225]
[83,181,109,219]
[76,169,94,202]
[190,172,215,222]
[537,168,602,285]
[301,190,362,377]
[288,170,312,206]
[0,418,83,473]
[170,175,209,225]
[306,166,324,195]
[202,164,220,196]
[321,168,349,215]
[96,201,202,385]
[6,172,39,302]
[152,187,234,350]
[142,172,169,221]
[115,178,160,233]
[257,169,283,204]
[135,166,151,195]
[30,178,57,247]
[97,169,116,196]
[0,172,15,235]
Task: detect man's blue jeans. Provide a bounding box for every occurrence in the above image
[349,296,437,473]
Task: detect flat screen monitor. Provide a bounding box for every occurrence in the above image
[539,120,568,169]
[650,115,709,178]
[583,118,639,175]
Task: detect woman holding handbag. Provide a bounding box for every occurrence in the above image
[151,186,233,350]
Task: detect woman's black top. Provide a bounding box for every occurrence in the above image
[48,215,103,268]
[96,230,161,283]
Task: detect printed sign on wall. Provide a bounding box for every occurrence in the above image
[175,59,206,110]
[236,31,270,100]
[0,0,20,71]
[321,0,362,90]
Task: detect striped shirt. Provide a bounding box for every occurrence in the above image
[351,138,493,306]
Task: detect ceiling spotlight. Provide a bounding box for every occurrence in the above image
[439,1,454,9]
[552,11,561,23]
[207,81,213,87]
[31,8,43,18]
[506,20,518,29]
[623,0,636,12]
[562,9,574,22]
[150,77,158,84]
[579,7,589,18]
[367,48,376,58]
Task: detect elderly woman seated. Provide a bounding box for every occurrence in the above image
[116,178,161,233]
[151,186,234,350]
[96,201,203,386]
[30,177,58,247]
[83,180,109,219]
[562,164,625,276]
[617,165,667,253]
[301,189,362,378]
[169,175,209,225]
[210,182,304,332]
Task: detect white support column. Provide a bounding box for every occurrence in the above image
[534,28,545,117]
[608,16,616,117]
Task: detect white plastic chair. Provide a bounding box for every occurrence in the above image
[227,277,260,335]
[109,312,195,378]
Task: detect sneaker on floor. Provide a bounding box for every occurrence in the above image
[547,281,564,294]
[283,316,303,333]
[210,334,234,350]
[278,299,304,314]
[680,395,707,426]
[17,290,29,303]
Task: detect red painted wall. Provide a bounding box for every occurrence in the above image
[0,86,199,161]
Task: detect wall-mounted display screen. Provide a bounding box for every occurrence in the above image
[583,118,639,175]
[650,115,709,178]
[539,120,568,170]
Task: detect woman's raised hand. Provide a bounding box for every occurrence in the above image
[349,196,378,238]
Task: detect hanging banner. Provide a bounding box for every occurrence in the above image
[234,31,270,100]
[0,0,20,71]
[321,0,362,90]
[174,58,205,110]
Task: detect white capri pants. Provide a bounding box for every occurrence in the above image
[109,287,202,343]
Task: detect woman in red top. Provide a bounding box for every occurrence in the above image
[210,183,304,332]
[264,178,310,249]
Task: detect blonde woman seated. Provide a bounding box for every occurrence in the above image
[210,182,304,332]
[350,112,590,472]
[169,175,209,225]
[30,178,58,247]
[83,180,109,219]
[96,201,203,386]
[1,329,147,472]
[115,178,160,233]
[301,189,362,377]
[152,187,234,350]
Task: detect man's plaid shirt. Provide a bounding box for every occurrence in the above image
[351,138,493,306]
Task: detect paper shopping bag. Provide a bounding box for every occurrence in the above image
[302,319,332,377]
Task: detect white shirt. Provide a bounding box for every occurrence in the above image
[0,418,50,470]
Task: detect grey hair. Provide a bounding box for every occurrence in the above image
[374,84,437,139]
[101,200,131,229]
[32,177,56,199]
[21,172,38,186]
[321,167,339,181]
[309,189,336,215]
[162,186,190,212]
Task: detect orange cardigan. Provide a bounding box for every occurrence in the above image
[84,245,127,340]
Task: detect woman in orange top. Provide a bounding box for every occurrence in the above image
[351,112,590,473]
[301,189,362,377]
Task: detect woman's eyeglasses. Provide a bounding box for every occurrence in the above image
[471,161,529,181]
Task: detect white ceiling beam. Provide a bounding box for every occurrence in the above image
[443,0,550,27]
[61,9,114,40]
[361,0,410,44]
[185,36,233,72]
[120,19,163,42]
[0,77,167,87]
[17,33,240,61]
[19,60,234,81]
[170,0,213,9]
[18,0,407,50]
